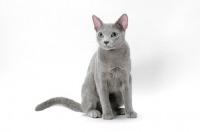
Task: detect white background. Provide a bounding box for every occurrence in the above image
[0,0,200,132]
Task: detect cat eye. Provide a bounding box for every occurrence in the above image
[98,32,104,38]
[111,32,118,37]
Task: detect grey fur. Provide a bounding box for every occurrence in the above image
[35,14,137,120]
[35,97,83,112]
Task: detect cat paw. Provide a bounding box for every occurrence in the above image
[87,110,102,118]
[113,108,125,115]
[126,111,137,118]
[102,113,114,120]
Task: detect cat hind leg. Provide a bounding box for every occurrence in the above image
[87,110,102,118]
[81,73,102,118]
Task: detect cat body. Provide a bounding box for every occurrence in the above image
[36,14,137,120]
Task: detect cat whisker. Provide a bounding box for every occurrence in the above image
[86,44,99,51]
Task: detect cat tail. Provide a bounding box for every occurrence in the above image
[35,97,83,112]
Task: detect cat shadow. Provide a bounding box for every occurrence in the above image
[81,113,141,122]
[131,55,167,93]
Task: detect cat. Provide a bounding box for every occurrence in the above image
[35,14,137,120]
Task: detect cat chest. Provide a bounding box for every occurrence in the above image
[108,67,123,78]
[106,67,124,92]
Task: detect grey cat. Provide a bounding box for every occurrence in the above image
[35,14,137,120]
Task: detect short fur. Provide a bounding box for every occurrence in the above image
[35,14,137,120]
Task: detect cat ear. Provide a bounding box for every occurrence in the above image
[92,15,103,31]
[116,14,128,30]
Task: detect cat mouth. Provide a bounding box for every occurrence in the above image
[100,44,116,50]
[106,46,113,48]
[104,46,115,50]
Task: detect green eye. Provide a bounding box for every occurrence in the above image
[111,32,118,37]
[98,32,104,38]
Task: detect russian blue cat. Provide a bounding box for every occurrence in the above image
[35,14,137,120]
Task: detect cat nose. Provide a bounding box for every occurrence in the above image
[104,41,109,45]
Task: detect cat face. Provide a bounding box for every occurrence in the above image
[92,14,128,50]
[96,24,125,50]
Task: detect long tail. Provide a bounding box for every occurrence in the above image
[35,97,83,112]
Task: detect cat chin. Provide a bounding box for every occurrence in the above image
[100,45,119,51]
[100,44,124,51]
[100,47,116,51]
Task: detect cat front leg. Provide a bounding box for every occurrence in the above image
[97,73,114,120]
[120,75,137,118]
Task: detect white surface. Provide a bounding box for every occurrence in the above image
[0,0,200,132]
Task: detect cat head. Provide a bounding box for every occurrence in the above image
[92,14,128,50]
